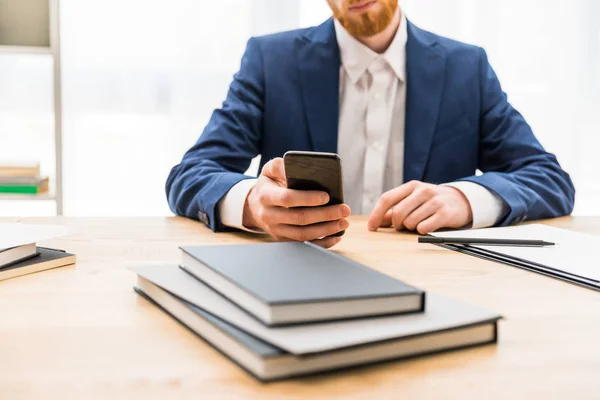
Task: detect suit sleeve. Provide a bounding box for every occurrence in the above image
[165,38,264,231]
[457,48,575,226]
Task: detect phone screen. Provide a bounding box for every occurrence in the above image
[283,152,343,206]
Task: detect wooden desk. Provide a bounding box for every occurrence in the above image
[1,216,599,399]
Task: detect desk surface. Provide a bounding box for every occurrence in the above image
[1,216,599,399]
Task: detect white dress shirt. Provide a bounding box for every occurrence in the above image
[218,14,504,231]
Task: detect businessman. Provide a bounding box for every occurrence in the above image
[166,0,575,248]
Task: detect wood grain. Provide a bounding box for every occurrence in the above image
[1,216,599,400]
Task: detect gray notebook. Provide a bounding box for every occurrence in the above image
[134,282,498,382]
[130,265,501,356]
[180,242,425,326]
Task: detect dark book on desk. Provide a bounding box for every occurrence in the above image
[180,242,425,326]
[0,247,75,281]
[134,272,499,382]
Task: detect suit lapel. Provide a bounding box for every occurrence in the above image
[404,21,447,182]
[296,19,340,153]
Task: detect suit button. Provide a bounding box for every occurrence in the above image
[197,212,209,225]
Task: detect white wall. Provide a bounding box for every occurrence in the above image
[0,0,598,216]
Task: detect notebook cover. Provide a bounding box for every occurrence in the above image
[180,242,423,305]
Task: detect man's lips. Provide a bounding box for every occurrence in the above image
[348,0,377,13]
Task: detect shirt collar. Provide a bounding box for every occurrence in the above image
[334,12,408,84]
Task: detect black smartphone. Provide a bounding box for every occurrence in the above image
[283,151,345,237]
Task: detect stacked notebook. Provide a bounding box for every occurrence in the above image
[0,162,49,194]
[0,223,76,281]
[131,242,501,381]
[0,245,75,281]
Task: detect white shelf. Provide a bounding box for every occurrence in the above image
[0,193,55,201]
[0,0,64,215]
[0,45,52,55]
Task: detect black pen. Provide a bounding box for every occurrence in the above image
[418,236,555,247]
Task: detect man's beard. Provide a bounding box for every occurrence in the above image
[329,0,399,38]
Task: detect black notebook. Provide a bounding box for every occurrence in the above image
[180,242,425,326]
[0,247,75,281]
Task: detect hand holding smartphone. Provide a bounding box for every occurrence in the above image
[242,154,349,248]
[283,151,346,237]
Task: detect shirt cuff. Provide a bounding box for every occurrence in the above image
[444,181,506,229]
[217,178,264,233]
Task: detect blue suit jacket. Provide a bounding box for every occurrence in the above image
[166,19,575,231]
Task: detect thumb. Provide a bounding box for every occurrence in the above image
[261,158,287,185]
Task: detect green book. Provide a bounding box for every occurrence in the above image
[0,176,49,194]
[0,185,45,194]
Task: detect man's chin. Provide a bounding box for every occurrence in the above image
[338,1,397,37]
[340,17,389,37]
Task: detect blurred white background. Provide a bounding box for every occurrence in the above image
[0,0,598,216]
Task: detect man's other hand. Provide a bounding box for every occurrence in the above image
[243,158,351,248]
[367,181,473,234]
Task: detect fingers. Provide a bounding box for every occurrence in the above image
[311,236,342,249]
[264,204,351,226]
[368,181,419,231]
[272,219,350,242]
[261,158,287,184]
[381,209,393,228]
[262,158,330,207]
[390,186,437,231]
[401,198,443,231]
[260,186,330,208]
[416,214,445,234]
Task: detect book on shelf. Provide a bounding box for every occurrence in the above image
[0,162,48,194]
[0,162,40,178]
[0,177,49,194]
